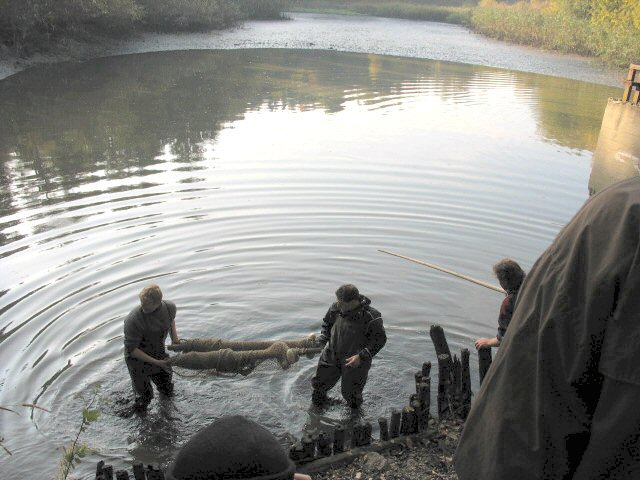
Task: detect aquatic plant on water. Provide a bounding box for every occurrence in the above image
[57,385,101,480]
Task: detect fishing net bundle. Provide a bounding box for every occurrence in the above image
[167,335,322,376]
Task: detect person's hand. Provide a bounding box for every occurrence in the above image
[345,354,361,368]
[156,358,172,372]
[171,338,187,346]
[313,334,328,348]
[475,337,496,349]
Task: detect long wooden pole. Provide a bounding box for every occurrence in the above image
[378,249,505,294]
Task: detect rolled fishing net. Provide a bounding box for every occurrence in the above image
[167,335,322,376]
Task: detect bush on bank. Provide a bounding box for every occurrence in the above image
[292,0,639,66]
[470,0,640,67]
[292,1,474,25]
[0,0,288,54]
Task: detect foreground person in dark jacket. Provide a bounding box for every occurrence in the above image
[311,284,387,409]
[166,415,311,480]
[455,176,640,480]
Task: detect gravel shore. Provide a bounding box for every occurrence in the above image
[311,419,463,480]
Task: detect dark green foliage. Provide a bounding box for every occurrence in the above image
[0,0,289,53]
[292,1,473,25]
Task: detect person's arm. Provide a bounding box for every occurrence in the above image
[130,347,168,368]
[347,308,387,367]
[317,304,337,346]
[170,319,179,345]
[475,337,501,349]
[166,301,179,345]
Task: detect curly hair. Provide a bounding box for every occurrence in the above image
[493,259,525,293]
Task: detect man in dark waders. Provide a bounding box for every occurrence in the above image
[311,284,386,409]
[124,284,180,412]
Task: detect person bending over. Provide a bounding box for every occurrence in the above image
[475,258,525,349]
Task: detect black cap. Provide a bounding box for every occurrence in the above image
[166,416,296,480]
[335,284,359,302]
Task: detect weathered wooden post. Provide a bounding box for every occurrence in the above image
[333,425,346,453]
[289,442,305,462]
[146,466,164,480]
[363,422,372,446]
[414,371,424,392]
[378,417,389,441]
[352,422,366,447]
[115,471,130,480]
[461,348,472,419]
[317,431,332,457]
[478,346,493,385]
[302,433,315,460]
[389,409,401,438]
[417,378,430,404]
[430,324,452,357]
[422,361,432,378]
[410,399,423,432]
[437,353,453,418]
[417,377,431,429]
[452,354,462,413]
[96,461,105,479]
[132,463,145,480]
[103,465,114,480]
[400,405,418,435]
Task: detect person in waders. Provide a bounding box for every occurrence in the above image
[455,176,640,480]
[474,258,525,349]
[311,284,386,409]
[124,284,181,412]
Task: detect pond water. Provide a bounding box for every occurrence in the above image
[0,45,625,478]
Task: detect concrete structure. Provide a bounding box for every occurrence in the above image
[589,66,640,195]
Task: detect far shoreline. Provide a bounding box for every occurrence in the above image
[0,13,626,87]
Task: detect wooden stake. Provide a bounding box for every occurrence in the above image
[378,417,389,441]
[317,432,332,457]
[430,325,452,358]
[115,471,130,480]
[461,348,472,419]
[333,425,346,453]
[422,361,432,378]
[389,409,401,438]
[478,346,493,385]
[437,353,453,418]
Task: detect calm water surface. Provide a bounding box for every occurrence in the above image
[0,48,625,477]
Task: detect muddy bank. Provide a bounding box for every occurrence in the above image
[0,13,625,86]
[310,419,462,480]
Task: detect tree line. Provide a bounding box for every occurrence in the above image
[0,0,288,54]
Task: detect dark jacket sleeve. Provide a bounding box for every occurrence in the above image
[359,306,386,360]
[318,303,338,345]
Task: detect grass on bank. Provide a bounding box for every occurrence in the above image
[471,0,640,67]
[290,1,474,25]
[292,0,639,67]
